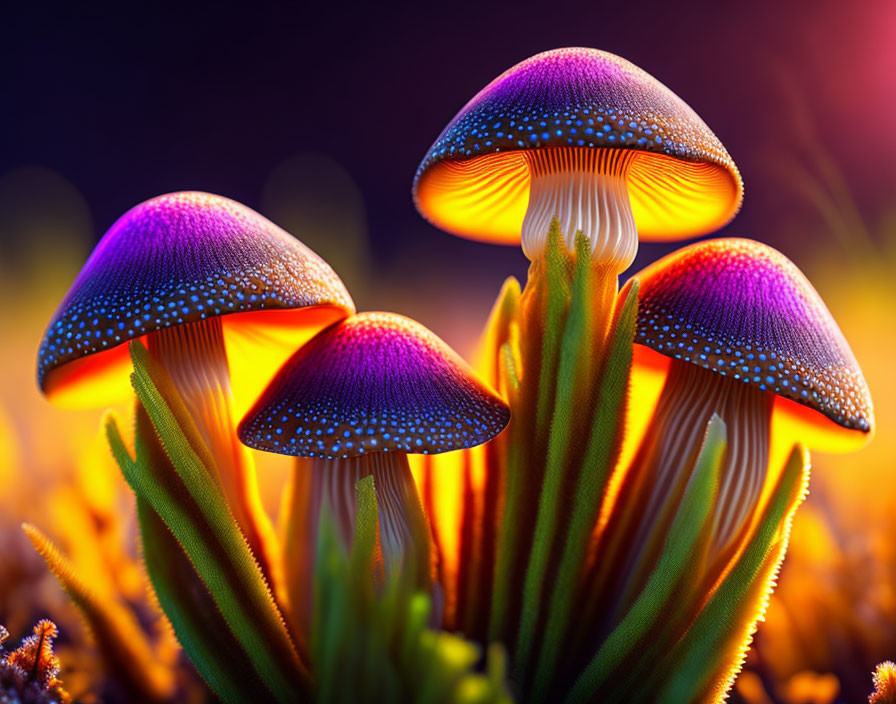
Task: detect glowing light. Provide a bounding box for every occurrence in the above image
[416,148,740,247]
[414,47,743,248]
[43,305,347,415]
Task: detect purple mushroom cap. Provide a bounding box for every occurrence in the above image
[38,191,354,403]
[413,47,742,244]
[239,312,511,459]
[627,238,873,434]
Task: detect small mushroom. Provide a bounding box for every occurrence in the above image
[413,47,742,271]
[37,191,355,571]
[238,312,510,611]
[607,238,873,606]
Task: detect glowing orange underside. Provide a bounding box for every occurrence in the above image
[625,345,870,459]
[43,305,349,419]
[415,147,742,245]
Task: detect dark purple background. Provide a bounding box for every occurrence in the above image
[3,0,894,341]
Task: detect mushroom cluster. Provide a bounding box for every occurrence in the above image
[30,45,874,704]
[411,47,873,703]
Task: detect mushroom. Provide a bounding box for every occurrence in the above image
[238,312,510,616]
[413,47,742,272]
[604,238,873,610]
[37,191,355,574]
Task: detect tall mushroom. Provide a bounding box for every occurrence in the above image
[601,238,873,614]
[238,312,510,625]
[37,191,355,577]
[413,47,742,272]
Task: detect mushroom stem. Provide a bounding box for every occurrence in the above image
[521,148,636,269]
[284,452,433,632]
[146,317,279,581]
[308,452,432,579]
[601,361,772,619]
[283,451,434,638]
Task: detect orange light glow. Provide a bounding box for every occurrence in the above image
[43,304,348,417]
[772,394,872,455]
[42,338,136,409]
[414,147,741,245]
[623,345,870,463]
[0,404,19,487]
[619,345,670,471]
[223,305,348,419]
[409,451,465,616]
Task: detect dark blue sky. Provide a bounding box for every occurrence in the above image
[3,0,893,345]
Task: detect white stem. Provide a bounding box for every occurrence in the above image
[637,363,773,561]
[611,362,773,616]
[713,378,773,551]
[309,452,431,576]
[521,148,637,271]
[147,317,236,489]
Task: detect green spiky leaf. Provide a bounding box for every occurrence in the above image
[137,497,268,702]
[653,445,809,704]
[107,341,308,702]
[531,280,640,700]
[515,232,596,680]
[312,477,513,704]
[564,416,727,704]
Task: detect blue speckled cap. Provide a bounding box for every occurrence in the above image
[627,238,873,433]
[238,312,511,459]
[38,191,354,399]
[413,47,743,245]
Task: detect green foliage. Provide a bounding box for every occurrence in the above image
[652,445,809,704]
[311,475,513,704]
[136,497,269,701]
[504,231,636,695]
[489,229,569,646]
[564,417,727,703]
[106,341,308,703]
[533,222,575,439]
[529,275,639,702]
[515,232,600,679]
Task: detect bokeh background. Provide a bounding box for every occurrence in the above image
[1,1,894,702]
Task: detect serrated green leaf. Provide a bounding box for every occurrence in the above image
[120,341,308,702]
[531,281,639,700]
[514,232,597,681]
[351,475,380,577]
[137,496,269,702]
[564,415,727,704]
[653,445,809,704]
[533,221,573,439]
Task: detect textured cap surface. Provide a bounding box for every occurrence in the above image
[628,238,873,432]
[239,312,511,458]
[413,47,742,244]
[38,191,354,393]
